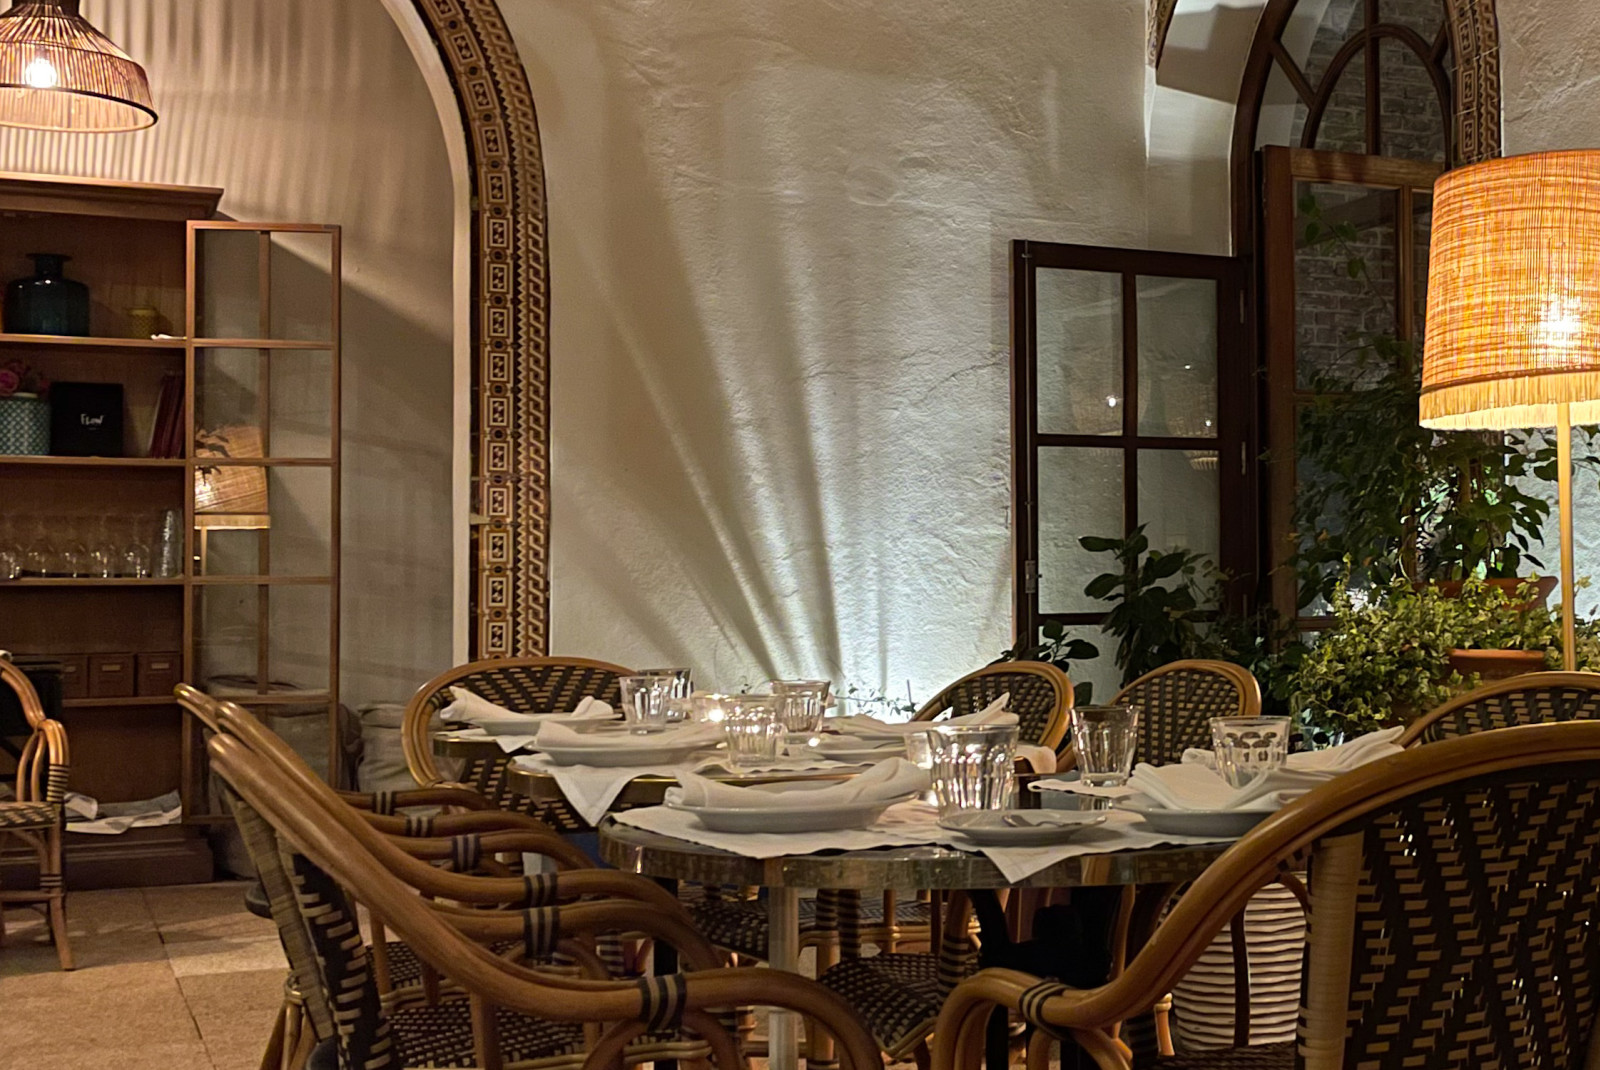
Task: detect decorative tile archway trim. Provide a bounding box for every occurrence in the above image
[408,0,549,658]
[1154,0,1501,160]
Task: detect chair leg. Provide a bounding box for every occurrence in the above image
[1154,994,1175,1057]
[45,826,71,970]
[279,997,301,1070]
[258,1000,287,1070]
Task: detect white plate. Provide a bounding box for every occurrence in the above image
[667,793,913,833]
[1120,795,1273,838]
[809,736,906,763]
[938,809,1108,846]
[534,739,716,767]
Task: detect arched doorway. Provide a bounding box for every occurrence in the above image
[381,0,552,659]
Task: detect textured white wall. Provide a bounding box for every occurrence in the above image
[0,0,457,706]
[501,0,1151,700]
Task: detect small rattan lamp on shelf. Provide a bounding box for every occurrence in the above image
[0,0,156,133]
[1422,149,1600,670]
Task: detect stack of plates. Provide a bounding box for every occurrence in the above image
[1170,882,1305,1049]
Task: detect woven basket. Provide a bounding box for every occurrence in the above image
[0,394,49,455]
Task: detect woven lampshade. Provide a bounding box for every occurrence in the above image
[1421,149,1600,430]
[0,0,155,132]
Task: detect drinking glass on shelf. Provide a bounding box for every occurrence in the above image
[88,516,119,578]
[722,694,785,769]
[119,515,153,578]
[1211,717,1291,789]
[618,673,681,734]
[770,679,830,735]
[0,517,20,581]
[1069,705,1140,787]
[20,516,49,576]
[928,723,1018,817]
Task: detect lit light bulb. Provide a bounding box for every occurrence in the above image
[23,57,58,89]
[1105,395,1119,408]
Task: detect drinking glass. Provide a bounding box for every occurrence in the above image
[0,516,21,580]
[1069,705,1140,787]
[928,724,1018,817]
[639,667,693,698]
[118,516,153,578]
[618,673,680,734]
[722,694,784,769]
[770,679,830,734]
[1211,717,1291,789]
[692,692,735,724]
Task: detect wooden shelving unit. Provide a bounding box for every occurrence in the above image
[0,174,343,888]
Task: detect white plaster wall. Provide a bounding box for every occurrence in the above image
[1501,0,1600,613]
[501,0,1150,700]
[0,0,456,706]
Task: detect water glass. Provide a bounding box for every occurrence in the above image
[619,673,680,734]
[722,694,784,769]
[1211,717,1291,789]
[927,724,1017,817]
[639,667,693,698]
[770,679,830,734]
[1069,705,1140,787]
[692,692,735,724]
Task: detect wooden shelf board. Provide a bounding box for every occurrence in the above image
[196,457,334,468]
[193,338,333,350]
[0,455,184,467]
[0,577,184,587]
[209,691,331,706]
[192,575,333,586]
[63,695,177,709]
[0,332,185,350]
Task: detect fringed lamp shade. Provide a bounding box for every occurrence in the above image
[0,0,155,133]
[1421,150,1600,431]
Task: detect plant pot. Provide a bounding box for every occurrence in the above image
[0,393,49,455]
[1448,648,1549,681]
[1427,575,1559,610]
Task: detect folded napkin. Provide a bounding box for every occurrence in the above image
[667,757,930,810]
[443,688,615,730]
[831,694,1015,738]
[1134,727,1406,812]
[1017,744,1057,775]
[533,720,723,751]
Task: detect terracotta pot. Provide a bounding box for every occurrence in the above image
[1426,575,1559,611]
[1448,648,1549,681]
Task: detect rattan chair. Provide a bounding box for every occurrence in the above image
[209,730,882,1070]
[932,720,1600,1070]
[913,662,1074,750]
[0,656,70,970]
[401,656,634,830]
[1398,670,1600,746]
[1059,659,1260,769]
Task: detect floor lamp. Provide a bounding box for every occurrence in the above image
[1422,150,1600,671]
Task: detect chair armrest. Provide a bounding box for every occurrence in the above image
[385,829,594,872]
[340,786,493,811]
[430,897,724,973]
[359,808,558,839]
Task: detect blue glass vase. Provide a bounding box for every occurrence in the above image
[5,254,90,336]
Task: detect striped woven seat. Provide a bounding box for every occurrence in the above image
[1152,1042,1293,1068]
[820,950,977,1059]
[0,800,58,828]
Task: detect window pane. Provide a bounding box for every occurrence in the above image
[1310,50,1368,154]
[1136,277,1218,438]
[1378,38,1447,163]
[1295,182,1399,389]
[1137,449,1220,607]
[1038,446,1121,614]
[1036,268,1122,436]
[1413,189,1434,345]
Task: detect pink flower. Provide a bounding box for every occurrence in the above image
[0,368,19,397]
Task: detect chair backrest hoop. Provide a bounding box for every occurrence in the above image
[912,662,1073,749]
[1398,670,1600,746]
[1109,658,1262,767]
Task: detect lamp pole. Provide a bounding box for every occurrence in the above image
[1559,402,1577,671]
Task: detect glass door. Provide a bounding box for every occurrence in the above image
[1012,241,1249,678]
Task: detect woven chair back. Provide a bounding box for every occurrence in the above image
[913,663,1073,749]
[1112,659,1261,767]
[1399,670,1600,746]
[401,656,634,793]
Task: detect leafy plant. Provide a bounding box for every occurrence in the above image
[1292,195,1595,605]
[996,619,1100,705]
[1080,526,1227,685]
[1289,573,1600,738]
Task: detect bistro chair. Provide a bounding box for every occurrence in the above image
[208,730,883,1070]
[0,655,71,970]
[913,661,1074,750]
[1398,669,1600,746]
[932,719,1600,1070]
[400,655,634,829]
[1060,659,1260,770]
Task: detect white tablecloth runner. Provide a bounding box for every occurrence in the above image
[613,801,1231,883]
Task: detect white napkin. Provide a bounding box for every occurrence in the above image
[1017,745,1057,775]
[666,757,930,809]
[1133,727,1405,811]
[831,694,1014,737]
[532,720,723,751]
[443,688,615,730]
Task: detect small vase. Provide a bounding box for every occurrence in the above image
[0,393,50,455]
[4,253,90,336]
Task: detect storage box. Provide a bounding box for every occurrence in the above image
[55,654,88,700]
[87,653,135,698]
[0,394,49,455]
[50,381,125,457]
[136,652,182,698]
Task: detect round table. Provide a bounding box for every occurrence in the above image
[598,820,1227,1070]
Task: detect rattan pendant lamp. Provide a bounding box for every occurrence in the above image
[0,0,155,132]
[1423,150,1600,670]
